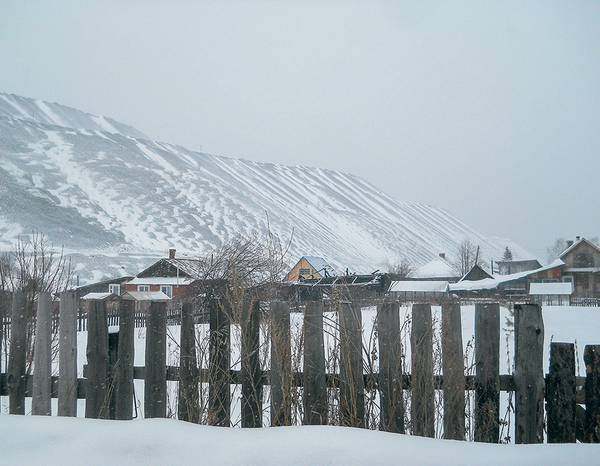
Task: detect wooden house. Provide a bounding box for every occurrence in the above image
[557,237,600,298]
[285,256,335,282]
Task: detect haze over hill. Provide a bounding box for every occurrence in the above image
[0,92,532,283]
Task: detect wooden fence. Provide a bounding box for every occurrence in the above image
[0,290,599,444]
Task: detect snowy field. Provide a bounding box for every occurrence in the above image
[2,415,598,466]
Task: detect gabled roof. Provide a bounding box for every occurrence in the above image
[459,264,493,282]
[136,258,205,280]
[560,237,600,259]
[301,256,335,276]
[412,257,456,279]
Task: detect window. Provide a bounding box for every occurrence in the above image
[299,268,311,276]
[108,284,120,296]
[574,253,594,268]
[160,285,173,298]
[137,285,150,292]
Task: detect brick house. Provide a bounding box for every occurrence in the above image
[124,249,202,299]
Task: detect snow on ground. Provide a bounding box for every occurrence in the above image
[1,415,598,466]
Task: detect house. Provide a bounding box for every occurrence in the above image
[496,259,542,276]
[285,256,335,282]
[459,264,493,282]
[557,237,600,298]
[124,249,203,299]
[411,253,460,282]
[75,275,134,299]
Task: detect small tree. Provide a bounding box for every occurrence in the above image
[502,247,513,262]
[385,257,413,278]
[452,239,486,276]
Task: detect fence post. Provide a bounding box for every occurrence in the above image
[584,345,600,443]
[8,290,27,414]
[241,297,262,428]
[85,298,109,419]
[58,291,78,416]
[547,342,576,443]
[145,300,167,418]
[208,295,231,426]
[270,301,292,426]
[514,303,544,444]
[303,299,327,425]
[107,331,119,419]
[376,300,404,433]
[32,292,52,416]
[411,303,434,437]
[339,301,364,427]
[179,301,200,423]
[442,301,465,440]
[115,298,135,420]
[474,302,500,443]
[0,291,9,373]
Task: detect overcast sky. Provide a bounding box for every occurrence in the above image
[1,1,599,258]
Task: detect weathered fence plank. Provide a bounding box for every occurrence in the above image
[547,342,576,443]
[32,292,52,415]
[339,301,364,428]
[584,345,600,443]
[85,299,109,419]
[208,296,231,427]
[178,302,199,423]
[145,300,167,418]
[8,290,27,414]
[442,302,465,440]
[376,300,404,433]
[107,331,119,419]
[514,303,545,444]
[474,302,500,443]
[58,291,78,416]
[241,297,262,428]
[303,299,327,425]
[411,303,434,437]
[115,298,135,420]
[270,301,292,426]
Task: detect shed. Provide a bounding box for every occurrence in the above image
[388,280,449,301]
[529,282,573,306]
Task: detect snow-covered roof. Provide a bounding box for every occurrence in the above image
[128,276,194,286]
[412,257,456,279]
[559,237,600,259]
[450,259,564,292]
[389,280,449,293]
[122,291,171,301]
[81,292,115,300]
[302,256,335,275]
[529,282,573,296]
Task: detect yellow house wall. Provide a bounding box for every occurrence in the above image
[285,258,323,281]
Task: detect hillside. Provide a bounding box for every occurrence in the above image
[0,92,531,283]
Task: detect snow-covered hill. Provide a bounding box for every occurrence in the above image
[0,92,531,283]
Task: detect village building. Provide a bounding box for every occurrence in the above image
[124,249,202,299]
[75,275,133,300]
[410,253,460,282]
[557,237,600,298]
[285,256,335,282]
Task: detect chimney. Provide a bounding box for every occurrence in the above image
[439,252,446,260]
[576,236,581,241]
[168,248,176,259]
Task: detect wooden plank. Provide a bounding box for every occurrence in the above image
[85,299,109,419]
[178,301,199,423]
[514,303,544,444]
[270,301,292,426]
[303,299,327,425]
[339,301,364,427]
[32,292,52,415]
[115,299,135,420]
[107,331,119,419]
[58,291,78,416]
[442,302,465,440]
[547,342,576,443]
[241,297,262,427]
[584,345,600,443]
[145,301,167,418]
[8,290,27,414]
[474,302,500,443]
[411,303,434,437]
[376,300,404,433]
[208,296,231,426]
